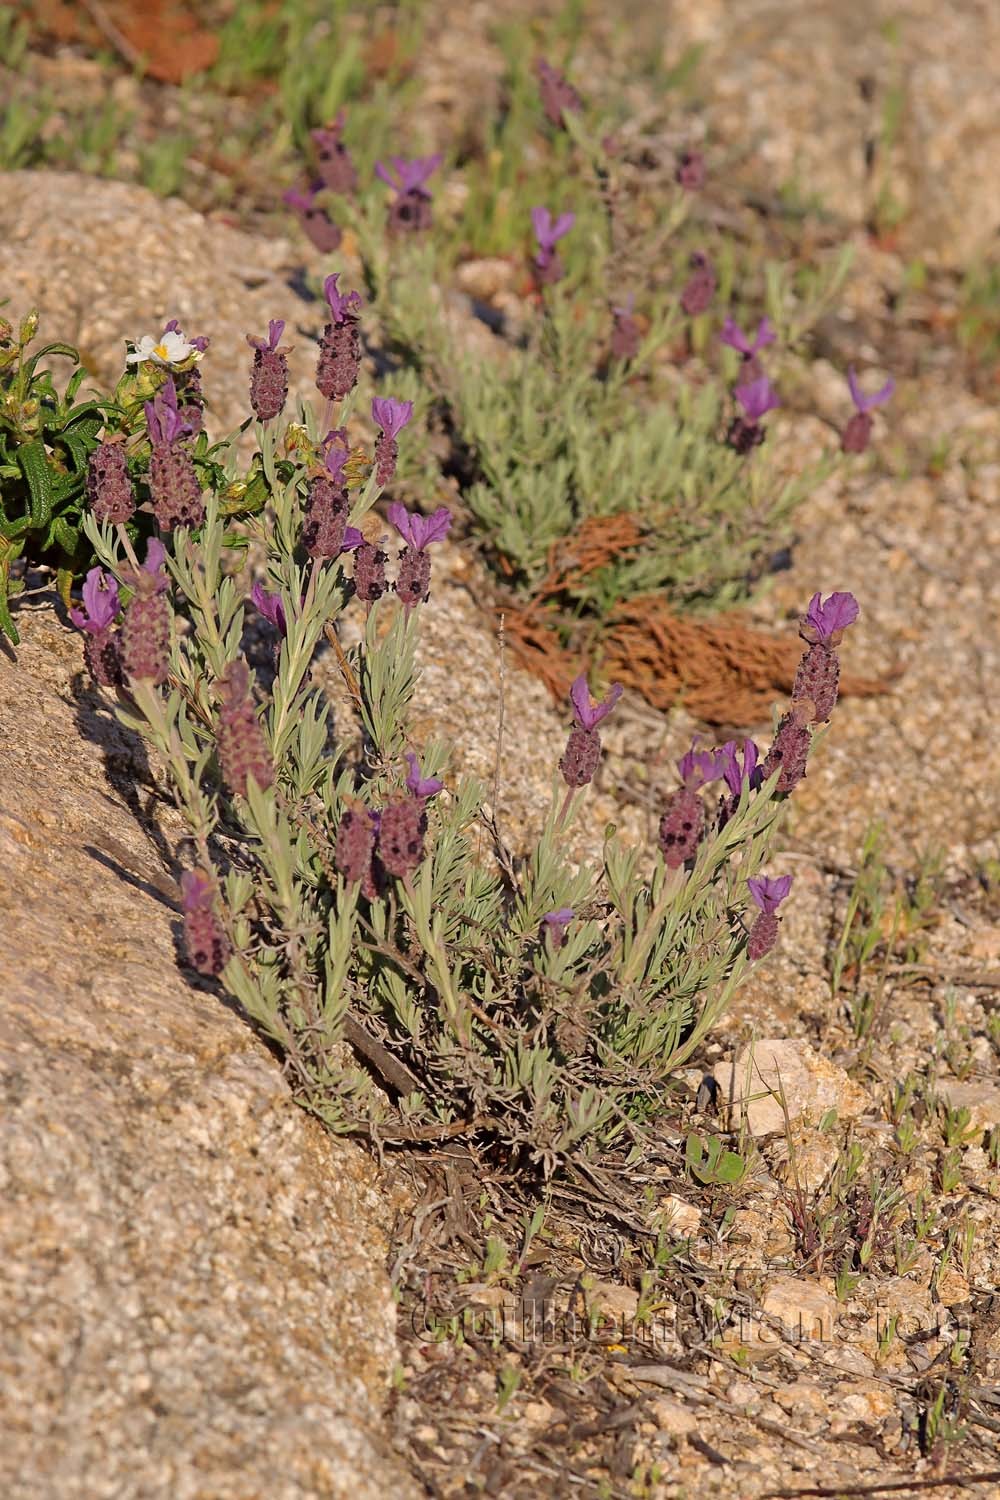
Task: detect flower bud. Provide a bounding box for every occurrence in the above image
[658,786,704,867]
[395,546,432,610]
[250,346,289,422]
[316,316,360,401]
[216,659,273,798]
[559,725,602,788]
[121,584,170,685]
[792,642,840,722]
[302,475,348,559]
[378,797,425,877]
[149,442,204,530]
[747,910,780,960]
[760,709,811,793]
[84,626,122,688]
[335,803,377,886]
[87,440,135,524]
[353,541,387,603]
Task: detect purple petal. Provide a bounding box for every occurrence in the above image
[531,205,551,242]
[371,396,414,439]
[180,868,214,912]
[551,211,575,242]
[418,506,452,548]
[143,538,167,575]
[323,272,361,324]
[341,526,364,552]
[386,500,415,549]
[748,874,793,914]
[374,160,398,191]
[543,907,574,929]
[720,316,751,355]
[735,375,780,422]
[806,590,859,640]
[73,567,119,632]
[570,675,621,730]
[404,751,444,799]
[250,581,287,635]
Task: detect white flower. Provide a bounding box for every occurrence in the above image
[126,328,199,367]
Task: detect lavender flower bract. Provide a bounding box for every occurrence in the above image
[145,378,203,530]
[404,752,443,799]
[675,151,705,191]
[610,295,641,361]
[335,803,378,887]
[727,376,781,454]
[250,581,287,637]
[70,567,122,687]
[531,206,575,286]
[559,675,622,788]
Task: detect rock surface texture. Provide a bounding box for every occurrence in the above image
[0,609,418,1498]
[659,0,1000,264]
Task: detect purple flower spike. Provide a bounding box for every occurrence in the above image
[719,739,760,799]
[250,581,287,636]
[386,502,452,552]
[323,272,362,325]
[70,567,120,632]
[283,184,342,252]
[375,154,443,196]
[570,674,623,731]
[847,367,895,414]
[404,751,444,800]
[144,378,191,447]
[536,59,582,129]
[531,206,576,256]
[372,396,414,439]
[247,319,285,353]
[721,317,776,358]
[748,874,793,914]
[804,590,859,642]
[735,376,781,423]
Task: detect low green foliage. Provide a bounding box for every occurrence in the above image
[74,334,833,1174]
[0,313,106,639]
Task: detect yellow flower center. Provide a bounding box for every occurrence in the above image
[153,343,170,360]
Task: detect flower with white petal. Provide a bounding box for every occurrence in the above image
[126,328,200,367]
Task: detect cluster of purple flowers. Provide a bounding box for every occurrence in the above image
[553,591,859,962]
[145,378,204,529]
[375,154,443,235]
[72,539,173,689]
[334,752,443,893]
[283,112,357,251]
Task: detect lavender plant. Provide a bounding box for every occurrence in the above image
[75,301,860,1172]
